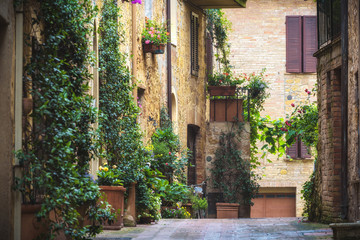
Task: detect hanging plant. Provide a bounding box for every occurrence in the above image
[142,18,169,54]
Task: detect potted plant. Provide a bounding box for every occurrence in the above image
[211,123,259,219]
[97,164,126,230]
[142,18,169,54]
[207,72,242,96]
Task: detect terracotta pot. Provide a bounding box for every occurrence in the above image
[21,204,48,240]
[143,43,165,54]
[23,98,33,115]
[210,99,243,122]
[208,86,236,96]
[100,185,126,230]
[216,203,240,219]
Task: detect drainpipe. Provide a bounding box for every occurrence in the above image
[340,0,348,220]
[14,5,24,240]
[167,0,172,120]
[123,2,137,227]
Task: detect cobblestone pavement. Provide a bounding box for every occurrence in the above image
[94,218,333,240]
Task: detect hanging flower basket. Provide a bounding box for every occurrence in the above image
[143,43,166,54]
[208,86,236,96]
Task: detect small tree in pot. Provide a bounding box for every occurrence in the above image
[211,122,259,218]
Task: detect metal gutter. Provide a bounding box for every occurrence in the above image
[167,0,172,120]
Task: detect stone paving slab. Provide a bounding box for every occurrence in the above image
[94,218,333,240]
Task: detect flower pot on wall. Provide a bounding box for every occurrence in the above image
[210,99,243,122]
[21,204,48,240]
[143,43,165,54]
[216,203,240,219]
[208,86,236,96]
[100,185,126,230]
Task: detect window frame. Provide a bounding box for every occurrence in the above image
[190,12,199,77]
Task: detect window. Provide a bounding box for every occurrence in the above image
[191,12,199,76]
[286,16,317,73]
[170,0,177,45]
[317,0,341,47]
[286,137,311,159]
[145,0,153,19]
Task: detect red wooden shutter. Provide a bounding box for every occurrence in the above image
[286,16,302,73]
[300,140,311,158]
[286,139,299,159]
[303,16,317,73]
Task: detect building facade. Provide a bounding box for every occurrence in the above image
[224,0,317,217]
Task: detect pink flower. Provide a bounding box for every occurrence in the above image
[150,27,154,31]
[298,110,302,113]
[165,163,168,166]
[305,89,308,93]
[131,0,142,4]
[291,103,295,107]
[148,31,152,35]
[151,34,154,38]
[169,152,171,155]
[157,35,161,38]
[145,40,150,44]
[307,91,311,95]
[285,121,291,127]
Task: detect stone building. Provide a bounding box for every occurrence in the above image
[0,0,247,238]
[224,0,317,218]
[315,0,360,226]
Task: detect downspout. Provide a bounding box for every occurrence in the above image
[167,0,172,120]
[14,5,24,240]
[340,0,349,220]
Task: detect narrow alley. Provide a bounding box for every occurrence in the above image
[95,218,332,240]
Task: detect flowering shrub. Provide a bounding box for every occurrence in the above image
[161,205,191,219]
[97,164,123,186]
[208,71,244,86]
[142,18,169,46]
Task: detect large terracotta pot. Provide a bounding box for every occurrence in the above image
[216,203,240,219]
[143,43,166,54]
[100,185,126,230]
[21,204,47,240]
[208,86,236,96]
[210,99,243,122]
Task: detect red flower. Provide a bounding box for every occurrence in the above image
[169,152,171,155]
[308,91,311,95]
[291,103,295,107]
[165,163,168,166]
[298,110,302,113]
[224,73,229,76]
[285,121,291,127]
[305,89,308,93]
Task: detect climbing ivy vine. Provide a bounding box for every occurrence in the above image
[98,0,146,184]
[16,0,115,238]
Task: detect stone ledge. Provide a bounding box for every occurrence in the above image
[330,222,360,240]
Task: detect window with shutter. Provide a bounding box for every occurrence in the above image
[191,12,199,76]
[286,16,317,73]
[286,137,311,159]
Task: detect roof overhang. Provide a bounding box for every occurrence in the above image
[186,0,247,9]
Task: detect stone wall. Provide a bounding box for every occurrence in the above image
[224,0,317,217]
[0,0,15,238]
[205,122,251,218]
[117,1,208,184]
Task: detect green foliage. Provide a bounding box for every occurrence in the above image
[205,9,232,72]
[136,179,162,221]
[98,0,146,184]
[207,71,244,86]
[161,205,191,219]
[211,122,260,205]
[141,18,169,45]
[16,0,115,238]
[96,164,123,186]
[190,196,208,211]
[150,107,189,183]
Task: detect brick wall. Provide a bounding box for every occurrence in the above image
[224,0,317,217]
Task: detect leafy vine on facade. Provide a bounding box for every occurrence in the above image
[16,0,115,238]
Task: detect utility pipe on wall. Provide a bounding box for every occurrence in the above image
[167,0,172,120]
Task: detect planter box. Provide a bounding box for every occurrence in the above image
[208,86,236,96]
[210,99,243,122]
[21,204,47,240]
[100,185,126,230]
[216,203,240,219]
[143,43,165,54]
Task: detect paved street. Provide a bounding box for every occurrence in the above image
[94,218,333,240]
